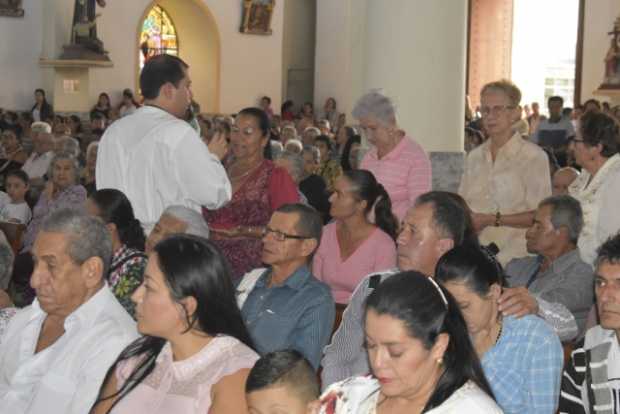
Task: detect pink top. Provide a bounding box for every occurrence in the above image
[111,336,258,413]
[360,136,432,221]
[313,222,397,304]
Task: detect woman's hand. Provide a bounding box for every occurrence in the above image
[208,131,229,161]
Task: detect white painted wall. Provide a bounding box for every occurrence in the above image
[2,0,284,114]
[0,0,44,110]
[282,0,316,111]
[315,0,467,152]
[581,0,620,102]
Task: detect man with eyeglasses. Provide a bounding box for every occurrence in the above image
[236,203,335,370]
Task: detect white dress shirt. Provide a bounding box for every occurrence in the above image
[0,285,138,414]
[21,151,54,180]
[96,106,232,233]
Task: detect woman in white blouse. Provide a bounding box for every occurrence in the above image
[315,272,502,414]
[568,111,620,265]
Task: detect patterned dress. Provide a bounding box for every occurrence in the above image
[203,160,298,281]
[108,245,147,318]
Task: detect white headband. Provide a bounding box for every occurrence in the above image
[427,277,448,309]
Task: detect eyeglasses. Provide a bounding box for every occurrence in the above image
[480,105,516,117]
[571,138,585,144]
[231,125,256,136]
[262,226,312,242]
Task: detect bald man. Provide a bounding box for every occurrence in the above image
[552,167,579,196]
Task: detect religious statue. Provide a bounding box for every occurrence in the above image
[62,0,109,60]
[602,16,620,88]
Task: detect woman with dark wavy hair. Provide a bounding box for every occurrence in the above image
[86,189,147,316]
[91,234,257,414]
[317,271,501,413]
[313,169,397,305]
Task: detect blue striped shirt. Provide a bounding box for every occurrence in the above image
[241,265,335,370]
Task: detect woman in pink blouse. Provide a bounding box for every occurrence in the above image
[91,234,258,414]
[353,90,432,221]
[313,170,398,305]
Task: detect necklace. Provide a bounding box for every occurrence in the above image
[494,316,503,345]
[228,160,262,182]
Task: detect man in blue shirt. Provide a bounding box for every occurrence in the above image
[239,203,334,370]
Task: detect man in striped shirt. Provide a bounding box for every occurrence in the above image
[560,233,620,414]
[320,192,468,388]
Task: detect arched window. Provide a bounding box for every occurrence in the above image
[139,5,179,71]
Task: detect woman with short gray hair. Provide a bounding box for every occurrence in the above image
[12,152,86,305]
[353,90,431,221]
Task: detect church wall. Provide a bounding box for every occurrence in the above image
[0,0,44,110]
[1,0,284,115]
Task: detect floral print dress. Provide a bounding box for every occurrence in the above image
[108,245,147,318]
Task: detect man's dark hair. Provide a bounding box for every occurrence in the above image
[245,350,319,403]
[275,203,323,249]
[548,96,564,106]
[140,54,189,100]
[596,232,620,268]
[414,192,472,246]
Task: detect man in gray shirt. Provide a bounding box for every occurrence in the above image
[499,195,594,341]
[320,192,471,388]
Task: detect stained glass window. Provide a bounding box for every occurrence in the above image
[139,5,179,71]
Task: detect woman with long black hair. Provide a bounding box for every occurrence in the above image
[86,189,147,316]
[435,244,563,413]
[313,169,398,305]
[317,271,501,413]
[31,89,54,123]
[91,234,257,413]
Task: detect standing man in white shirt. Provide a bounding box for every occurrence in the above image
[0,209,138,414]
[96,54,230,233]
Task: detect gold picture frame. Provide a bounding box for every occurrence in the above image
[240,0,274,36]
[0,0,24,17]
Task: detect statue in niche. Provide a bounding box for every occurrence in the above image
[61,0,109,60]
[602,16,620,88]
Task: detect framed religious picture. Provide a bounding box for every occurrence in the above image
[0,0,24,17]
[240,0,275,35]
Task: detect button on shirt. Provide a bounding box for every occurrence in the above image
[360,136,432,221]
[240,265,335,370]
[459,132,551,265]
[0,286,138,414]
[96,106,232,233]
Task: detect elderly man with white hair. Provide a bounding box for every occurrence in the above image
[145,205,210,253]
[353,90,432,221]
[0,209,137,414]
[22,122,55,184]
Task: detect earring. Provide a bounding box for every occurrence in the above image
[436,357,443,365]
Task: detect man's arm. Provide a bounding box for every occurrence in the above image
[174,130,232,210]
[320,280,369,389]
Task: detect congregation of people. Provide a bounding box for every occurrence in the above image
[0,53,619,413]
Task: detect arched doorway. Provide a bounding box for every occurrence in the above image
[137,0,221,113]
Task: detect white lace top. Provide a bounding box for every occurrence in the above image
[569,154,620,265]
[112,335,258,413]
[318,377,502,414]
